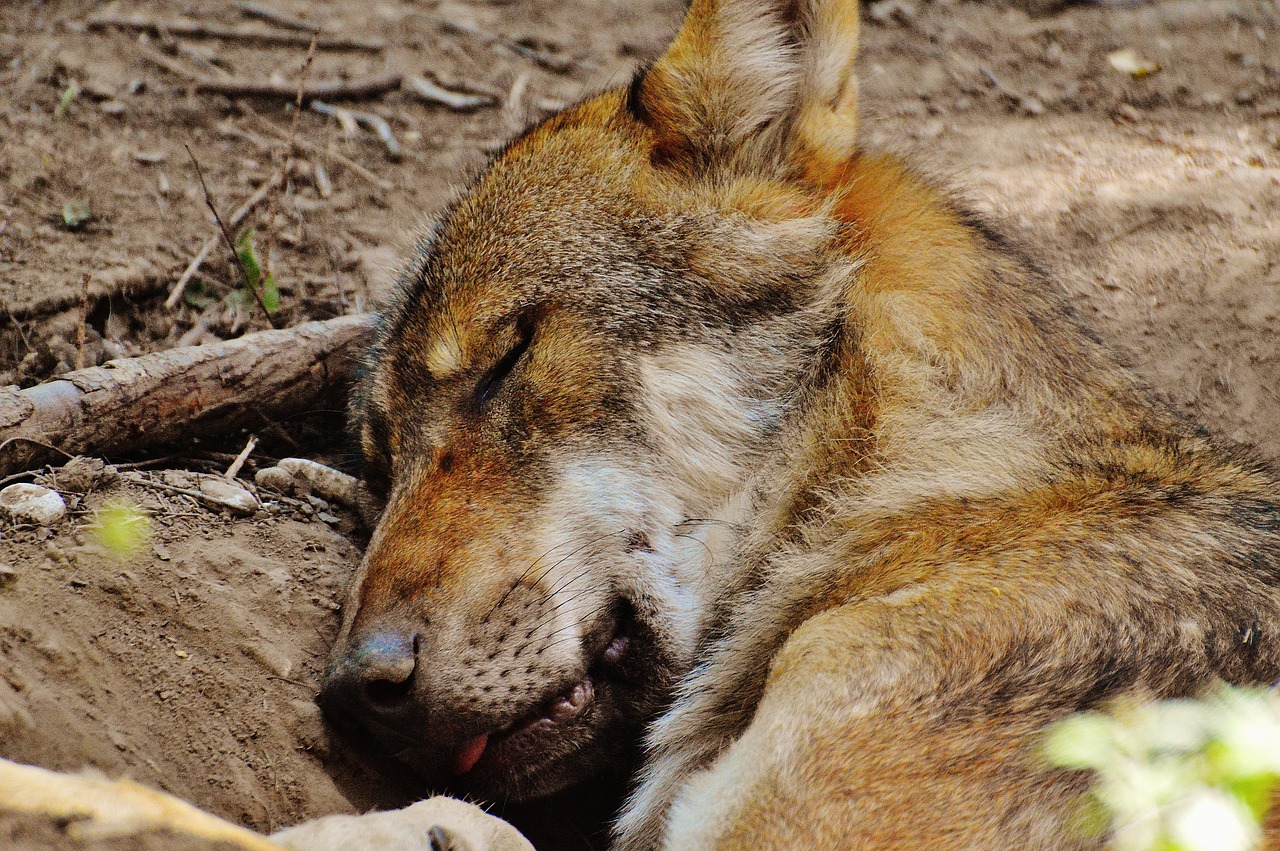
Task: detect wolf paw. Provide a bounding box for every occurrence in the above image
[272,796,534,851]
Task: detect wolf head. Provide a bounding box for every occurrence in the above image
[320,0,864,800]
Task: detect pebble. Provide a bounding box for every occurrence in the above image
[52,455,118,493]
[197,478,259,516]
[0,564,17,589]
[0,484,67,526]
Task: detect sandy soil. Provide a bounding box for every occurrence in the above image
[0,0,1278,848]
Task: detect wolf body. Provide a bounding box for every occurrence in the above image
[319,1,1280,848]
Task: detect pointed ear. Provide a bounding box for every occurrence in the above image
[633,0,861,178]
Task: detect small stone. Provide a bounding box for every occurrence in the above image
[198,478,259,516]
[1234,89,1256,105]
[0,484,67,526]
[317,512,341,525]
[53,455,117,493]
[1020,96,1045,116]
[0,565,17,589]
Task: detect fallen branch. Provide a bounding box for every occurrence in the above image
[0,314,375,477]
[86,14,383,52]
[194,70,402,101]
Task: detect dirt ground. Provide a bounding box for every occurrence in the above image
[0,0,1278,848]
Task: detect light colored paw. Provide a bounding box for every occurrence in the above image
[272,796,534,851]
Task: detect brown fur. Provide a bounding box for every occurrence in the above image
[320,1,1280,847]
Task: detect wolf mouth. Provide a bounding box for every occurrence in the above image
[447,606,634,785]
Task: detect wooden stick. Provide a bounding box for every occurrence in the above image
[194,70,402,101]
[311,100,401,159]
[86,14,383,52]
[224,434,258,479]
[406,74,497,112]
[0,314,375,477]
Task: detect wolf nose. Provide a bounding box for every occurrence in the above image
[319,630,420,729]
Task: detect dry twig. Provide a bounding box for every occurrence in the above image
[406,75,497,111]
[253,40,318,324]
[76,273,91,371]
[437,17,582,74]
[86,14,383,52]
[134,44,205,82]
[224,435,258,480]
[194,70,402,101]
[311,100,401,159]
[232,1,319,33]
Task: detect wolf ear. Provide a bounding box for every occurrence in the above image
[632,0,861,178]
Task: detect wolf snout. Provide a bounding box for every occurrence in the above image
[319,629,423,738]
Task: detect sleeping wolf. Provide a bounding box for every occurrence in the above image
[317,1,1280,847]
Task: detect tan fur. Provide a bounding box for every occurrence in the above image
[322,1,1280,848]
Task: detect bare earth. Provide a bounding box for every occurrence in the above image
[0,0,1278,848]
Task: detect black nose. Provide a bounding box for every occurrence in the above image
[319,629,420,733]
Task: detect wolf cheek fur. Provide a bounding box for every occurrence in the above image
[322,0,1280,848]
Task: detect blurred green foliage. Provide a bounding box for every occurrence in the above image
[90,501,151,559]
[1046,687,1280,851]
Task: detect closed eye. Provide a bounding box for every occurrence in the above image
[475,321,533,407]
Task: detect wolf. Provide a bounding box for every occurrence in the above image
[317,0,1280,847]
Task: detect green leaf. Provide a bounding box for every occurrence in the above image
[235,227,262,290]
[55,82,80,117]
[261,273,280,312]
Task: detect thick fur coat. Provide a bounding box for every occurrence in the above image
[320,1,1280,848]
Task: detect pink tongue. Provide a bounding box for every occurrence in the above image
[453,734,489,775]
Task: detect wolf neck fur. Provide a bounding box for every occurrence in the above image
[675,149,1156,641]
